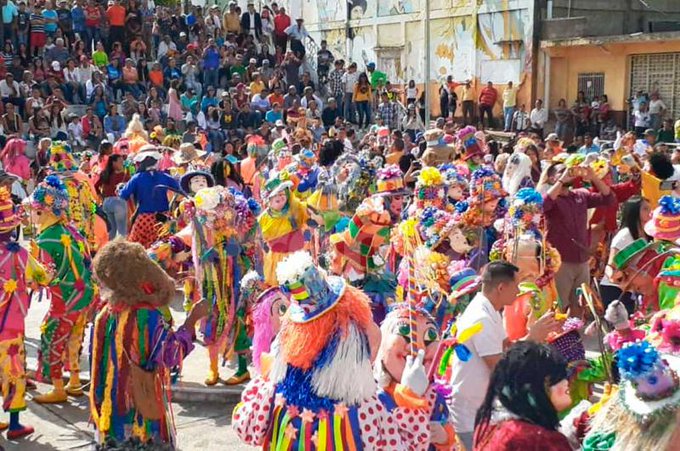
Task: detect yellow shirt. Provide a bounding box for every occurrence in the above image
[353,85,372,102]
[258,196,309,243]
[674,119,680,140]
[461,85,474,102]
[250,81,265,96]
[223,12,240,33]
[503,86,519,108]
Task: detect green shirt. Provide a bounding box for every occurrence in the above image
[92,50,108,68]
[658,128,674,144]
[369,70,387,89]
[230,64,246,78]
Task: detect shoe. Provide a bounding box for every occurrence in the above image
[204,371,220,386]
[7,425,34,440]
[33,379,68,404]
[65,373,84,396]
[224,371,250,386]
[25,379,37,390]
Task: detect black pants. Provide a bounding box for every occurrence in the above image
[109,26,124,50]
[479,104,493,128]
[439,96,449,118]
[274,34,288,52]
[599,284,636,315]
[290,39,305,58]
[462,100,474,124]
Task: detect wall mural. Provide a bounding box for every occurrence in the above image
[378,0,416,17]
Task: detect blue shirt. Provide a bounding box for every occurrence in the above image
[578,144,601,155]
[2,1,17,24]
[201,96,218,113]
[42,9,57,32]
[202,47,220,70]
[103,114,125,134]
[119,170,179,213]
[265,110,282,123]
[71,6,85,31]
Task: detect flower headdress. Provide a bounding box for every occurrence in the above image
[469,167,506,204]
[439,164,469,189]
[508,188,544,237]
[418,206,458,250]
[415,167,446,207]
[25,175,70,218]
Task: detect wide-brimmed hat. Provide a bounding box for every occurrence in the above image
[0,187,21,233]
[0,169,18,186]
[277,251,346,323]
[172,143,206,166]
[263,171,293,199]
[545,132,561,143]
[180,170,215,194]
[132,144,163,163]
[612,238,654,271]
[645,195,680,242]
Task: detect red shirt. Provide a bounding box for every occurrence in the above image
[589,179,641,232]
[274,13,290,36]
[95,171,129,198]
[479,86,498,107]
[544,188,615,263]
[474,420,572,451]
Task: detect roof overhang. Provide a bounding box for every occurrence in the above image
[541,30,680,49]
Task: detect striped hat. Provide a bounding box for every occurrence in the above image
[276,251,346,323]
[0,187,20,233]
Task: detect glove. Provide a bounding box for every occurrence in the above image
[400,349,428,397]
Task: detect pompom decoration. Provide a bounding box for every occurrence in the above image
[417,167,445,187]
[618,341,660,379]
[658,195,680,215]
[276,250,315,286]
[376,164,404,182]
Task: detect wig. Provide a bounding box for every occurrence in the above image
[251,287,284,374]
[475,341,567,443]
[124,113,149,141]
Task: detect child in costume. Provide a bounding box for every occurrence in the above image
[0,188,48,439]
[258,171,313,287]
[233,251,431,449]
[289,149,320,201]
[374,302,458,450]
[23,175,95,403]
[89,240,209,446]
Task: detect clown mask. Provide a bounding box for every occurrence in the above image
[447,185,464,202]
[448,227,472,255]
[377,308,439,384]
[189,175,209,194]
[386,194,405,219]
[508,238,541,283]
[268,190,288,211]
[480,198,500,227]
[269,291,289,335]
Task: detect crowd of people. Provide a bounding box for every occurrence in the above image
[0,1,680,451]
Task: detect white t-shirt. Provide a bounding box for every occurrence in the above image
[448,293,506,433]
[601,227,636,286]
[649,99,667,115]
[634,110,651,128]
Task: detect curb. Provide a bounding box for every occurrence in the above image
[171,384,245,403]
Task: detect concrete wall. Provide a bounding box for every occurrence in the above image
[541,0,680,39]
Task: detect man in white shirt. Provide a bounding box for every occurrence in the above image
[448,261,560,450]
[157,35,177,62]
[512,104,529,132]
[341,62,359,123]
[648,92,667,131]
[529,98,548,137]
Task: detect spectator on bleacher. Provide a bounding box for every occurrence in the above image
[285,17,310,58]
[223,2,240,36]
[273,6,290,52]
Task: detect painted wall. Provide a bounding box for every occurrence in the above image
[540,40,680,112]
[295,0,536,116]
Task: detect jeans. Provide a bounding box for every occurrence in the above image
[479,104,493,128]
[356,101,371,128]
[87,26,100,52]
[203,68,218,90]
[503,106,515,131]
[102,196,128,239]
[343,92,355,123]
[462,100,474,124]
[555,121,568,140]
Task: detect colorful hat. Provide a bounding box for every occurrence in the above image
[439,164,468,188]
[613,238,654,270]
[24,175,70,217]
[645,195,680,242]
[0,187,21,233]
[298,148,316,169]
[374,164,407,197]
[456,126,483,160]
[180,170,215,194]
[547,317,585,364]
[589,156,610,180]
[418,206,458,250]
[240,270,268,308]
[263,170,293,199]
[616,341,680,416]
[508,188,544,235]
[448,261,481,300]
[469,167,506,203]
[47,141,78,174]
[414,167,446,203]
[276,250,346,323]
[271,138,288,155]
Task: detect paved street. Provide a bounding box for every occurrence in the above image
[2,288,256,450]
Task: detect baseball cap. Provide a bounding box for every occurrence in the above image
[545,133,560,142]
[275,120,285,127]
[249,58,257,64]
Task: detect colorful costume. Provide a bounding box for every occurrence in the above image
[89,240,198,446]
[258,172,310,286]
[0,188,48,439]
[233,251,430,449]
[24,176,95,403]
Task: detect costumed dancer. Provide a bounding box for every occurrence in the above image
[374,302,465,450]
[407,167,448,217]
[455,126,484,172]
[233,251,432,449]
[0,188,48,439]
[89,240,209,446]
[420,129,455,167]
[603,301,645,353]
[240,135,269,201]
[46,141,99,252]
[23,176,95,403]
[456,167,508,270]
[241,271,289,376]
[122,113,150,155]
[439,164,468,207]
[119,145,180,249]
[329,165,407,324]
[258,171,315,287]
[584,341,680,451]
[289,148,320,201]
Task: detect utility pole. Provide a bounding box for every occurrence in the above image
[424,0,431,127]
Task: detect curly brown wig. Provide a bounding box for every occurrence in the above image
[93,239,176,307]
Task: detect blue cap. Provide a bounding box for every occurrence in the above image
[367,62,375,68]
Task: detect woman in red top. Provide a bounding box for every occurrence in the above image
[94,154,130,239]
[473,342,573,451]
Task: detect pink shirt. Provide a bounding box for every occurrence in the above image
[3,154,31,181]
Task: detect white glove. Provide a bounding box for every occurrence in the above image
[400,349,428,397]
